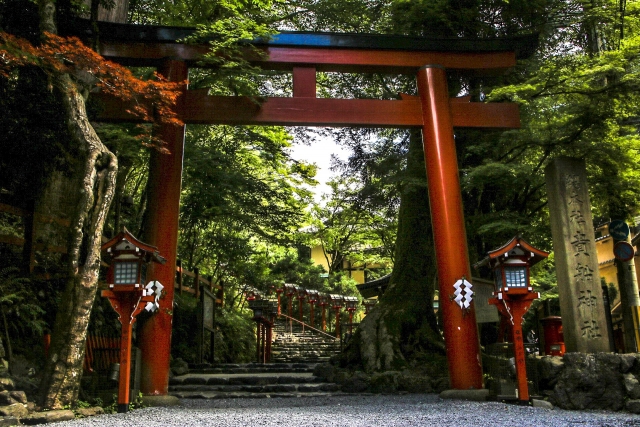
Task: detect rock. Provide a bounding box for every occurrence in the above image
[627,399,640,414]
[538,356,564,388]
[532,399,554,410]
[341,371,370,393]
[398,371,434,394]
[141,395,180,407]
[21,410,75,425]
[0,416,18,427]
[624,373,640,399]
[0,403,27,418]
[75,406,105,418]
[550,353,625,411]
[313,363,336,382]
[619,354,638,373]
[431,376,450,393]
[370,371,399,394]
[0,392,16,406]
[0,379,14,392]
[171,358,189,376]
[7,392,26,405]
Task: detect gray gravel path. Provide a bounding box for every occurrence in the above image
[45,394,640,427]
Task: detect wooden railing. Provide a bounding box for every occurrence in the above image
[175,259,224,306]
[83,334,120,374]
[278,312,337,341]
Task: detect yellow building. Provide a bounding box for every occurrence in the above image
[303,244,386,285]
[595,224,622,307]
[595,222,640,352]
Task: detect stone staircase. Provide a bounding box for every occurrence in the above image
[168,318,344,399]
[270,317,341,364]
[169,363,342,399]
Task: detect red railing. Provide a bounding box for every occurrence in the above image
[278,312,337,341]
[83,334,120,374]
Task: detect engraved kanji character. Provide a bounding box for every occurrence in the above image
[571,232,590,256]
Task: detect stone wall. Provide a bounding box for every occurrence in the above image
[534,352,640,412]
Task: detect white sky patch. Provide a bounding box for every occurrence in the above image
[290,131,350,202]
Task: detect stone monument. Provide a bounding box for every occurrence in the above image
[545,157,612,353]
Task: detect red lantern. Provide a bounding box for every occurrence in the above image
[479,236,549,405]
[101,228,165,413]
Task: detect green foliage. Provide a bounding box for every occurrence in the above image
[214,308,256,363]
[310,175,396,275]
[171,293,255,363]
[0,267,46,370]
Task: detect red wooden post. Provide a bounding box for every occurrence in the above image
[321,303,327,331]
[256,323,262,363]
[276,288,283,316]
[177,259,183,295]
[102,291,153,412]
[293,67,316,98]
[334,307,341,339]
[511,304,531,402]
[139,59,188,396]
[417,65,483,390]
[298,294,305,323]
[348,310,355,335]
[309,301,315,328]
[287,292,294,318]
[262,322,267,363]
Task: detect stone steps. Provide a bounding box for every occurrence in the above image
[169,364,343,399]
[188,363,317,374]
[270,319,341,364]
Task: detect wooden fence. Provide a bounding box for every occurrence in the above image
[175,259,224,305]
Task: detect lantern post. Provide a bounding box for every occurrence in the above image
[296,286,306,323]
[100,229,166,413]
[330,295,344,339]
[478,236,549,405]
[363,299,377,315]
[284,283,296,318]
[275,286,284,316]
[306,290,319,328]
[344,296,358,335]
[248,298,277,363]
[319,294,329,331]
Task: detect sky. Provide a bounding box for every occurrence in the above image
[290,132,349,201]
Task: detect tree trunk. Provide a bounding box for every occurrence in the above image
[339,130,445,373]
[37,0,118,410]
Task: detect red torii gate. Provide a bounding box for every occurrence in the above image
[73,20,535,396]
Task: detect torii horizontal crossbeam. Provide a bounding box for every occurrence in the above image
[94,91,519,128]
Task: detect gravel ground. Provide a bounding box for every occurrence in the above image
[44,394,640,427]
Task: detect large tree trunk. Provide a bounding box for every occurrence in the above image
[37,0,118,409]
[339,130,445,373]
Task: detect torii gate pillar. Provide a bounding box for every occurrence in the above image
[138,59,188,395]
[417,65,483,390]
